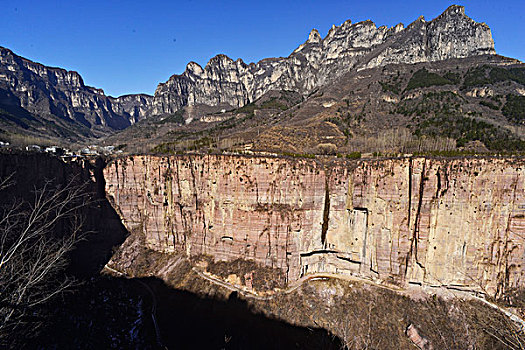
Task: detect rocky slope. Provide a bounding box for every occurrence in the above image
[151,5,495,114]
[105,154,525,298]
[119,54,524,155]
[109,5,525,156]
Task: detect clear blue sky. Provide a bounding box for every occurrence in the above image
[1,0,523,97]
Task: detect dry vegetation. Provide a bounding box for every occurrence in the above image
[0,175,89,347]
[203,257,287,291]
[253,279,525,350]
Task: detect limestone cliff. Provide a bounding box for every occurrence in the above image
[151,5,495,113]
[104,155,524,297]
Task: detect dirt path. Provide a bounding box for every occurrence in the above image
[192,268,525,331]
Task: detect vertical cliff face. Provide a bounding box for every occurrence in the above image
[151,5,495,113]
[105,155,524,296]
[105,155,326,281]
[320,157,525,297]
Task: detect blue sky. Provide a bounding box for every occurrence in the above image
[1,0,523,97]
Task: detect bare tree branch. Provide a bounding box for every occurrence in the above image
[0,175,91,346]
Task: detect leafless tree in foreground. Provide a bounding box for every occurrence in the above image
[0,174,90,346]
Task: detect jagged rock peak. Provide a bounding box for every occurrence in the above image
[443,4,465,16]
[307,29,322,44]
[186,61,204,75]
[406,15,426,29]
[340,19,353,28]
[432,4,490,29]
[0,45,155,131]
[393,23,405,33]
[0,46,86,88]
[208,54,235,66]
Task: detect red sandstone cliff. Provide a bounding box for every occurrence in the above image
[104,155,525,296]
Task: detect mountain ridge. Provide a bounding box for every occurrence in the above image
[0,5,511,144]
[153,5,495,116]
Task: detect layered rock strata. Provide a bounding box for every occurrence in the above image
[105,155,525,296]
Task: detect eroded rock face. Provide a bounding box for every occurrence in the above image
[151,5,495,113]
[105,155,525,296]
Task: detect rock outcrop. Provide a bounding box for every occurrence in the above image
[151,5,495,113]
[105,155,524,297]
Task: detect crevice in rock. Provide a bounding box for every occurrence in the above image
[188,158,199,212]
[336,255,362,265]
[413,159,428,269]
[174,159,187,249]
[497,174,520,298]
[300,249,338,257]
[407,158,413,233]
[321,176,330,247]
[435,167,441,199]
[405,158,427,277]
[405,158,413,276]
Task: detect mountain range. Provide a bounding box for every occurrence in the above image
[0,5,523,153]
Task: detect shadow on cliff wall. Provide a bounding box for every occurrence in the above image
[0,152,128,275]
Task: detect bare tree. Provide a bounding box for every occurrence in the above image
[0,174,90,346]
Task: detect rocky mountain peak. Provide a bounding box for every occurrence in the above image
[0,45,155,138]
[307,29,322,44]
[150,5,497,116]
[392,23,405,34]
[186,61,204,76]
[406,15,426,30]
[443,4,465,16]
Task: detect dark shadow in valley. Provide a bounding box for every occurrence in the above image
[36,276,343,350]
[0,152,129,276]
[68,156,130,276]
[143,277,342,350]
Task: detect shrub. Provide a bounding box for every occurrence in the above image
[463,65,525,89]
[345,152,361,159]
[156,109,184,124]
[316,143,337,155]
[379,82,401,95]
[502,94,525,124]
[479,100,500,110]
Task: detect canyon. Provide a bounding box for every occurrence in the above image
[104,154,525,298]
[1,3,524,347]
